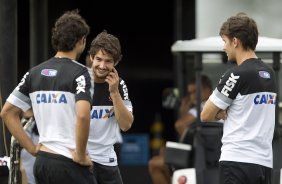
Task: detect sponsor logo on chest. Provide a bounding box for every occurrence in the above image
[91,108,114,119]
[254,94,276,105]
[36,93,67,104]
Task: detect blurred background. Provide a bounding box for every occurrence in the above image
[1,0,282,183]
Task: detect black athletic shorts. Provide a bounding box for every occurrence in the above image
[219,161,272,184]
[34,151,97,184]
[92,162,123,184]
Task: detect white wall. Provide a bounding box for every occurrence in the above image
[196,0,282,39]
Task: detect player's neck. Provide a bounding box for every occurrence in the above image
[236,51,257,65]
[55,51,77,61]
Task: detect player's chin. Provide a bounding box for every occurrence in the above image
[96,74,107,80]
[95,71,108,77]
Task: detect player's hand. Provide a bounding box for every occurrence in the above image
[30,143,42,156]
[34,143,42,156]
[105,68,119,94]
[71,150,93,166]
[215,110,227,120]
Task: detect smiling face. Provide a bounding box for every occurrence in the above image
[90,49,115,83]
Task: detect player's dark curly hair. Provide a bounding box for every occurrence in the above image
[88,30,122,64]
[51,9,90,52]
[219,12,258,51]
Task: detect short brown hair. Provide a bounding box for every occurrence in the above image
[219,12,258,51]
[88,30,122,64]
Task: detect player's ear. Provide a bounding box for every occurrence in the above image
[90,54,94,61]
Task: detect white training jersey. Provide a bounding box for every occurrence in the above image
[209,58,277,168]
[87,78,133,166]
[7,57,92,159]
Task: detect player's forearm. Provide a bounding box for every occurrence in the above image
[2,112,36,155]
[201,99,222,122]
[110,92,133,131]
[75,118,90,156]
[75,101,91,156]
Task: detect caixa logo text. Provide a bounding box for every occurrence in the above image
[91,108,114,119]
[254,94,276,105]
[36,93,67,104]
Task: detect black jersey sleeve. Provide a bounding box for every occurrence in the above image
[216,68,241,100]
[16,72,30,96]
[13,71,32,105]
[74,67,92,104]
[119,79,130,101]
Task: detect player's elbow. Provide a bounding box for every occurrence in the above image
[0,108,9,121]
[77,113,90,123]
[0,109,5,120]
[121,125,130,132]
[120,117,134,132]
[120,121,133,132]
